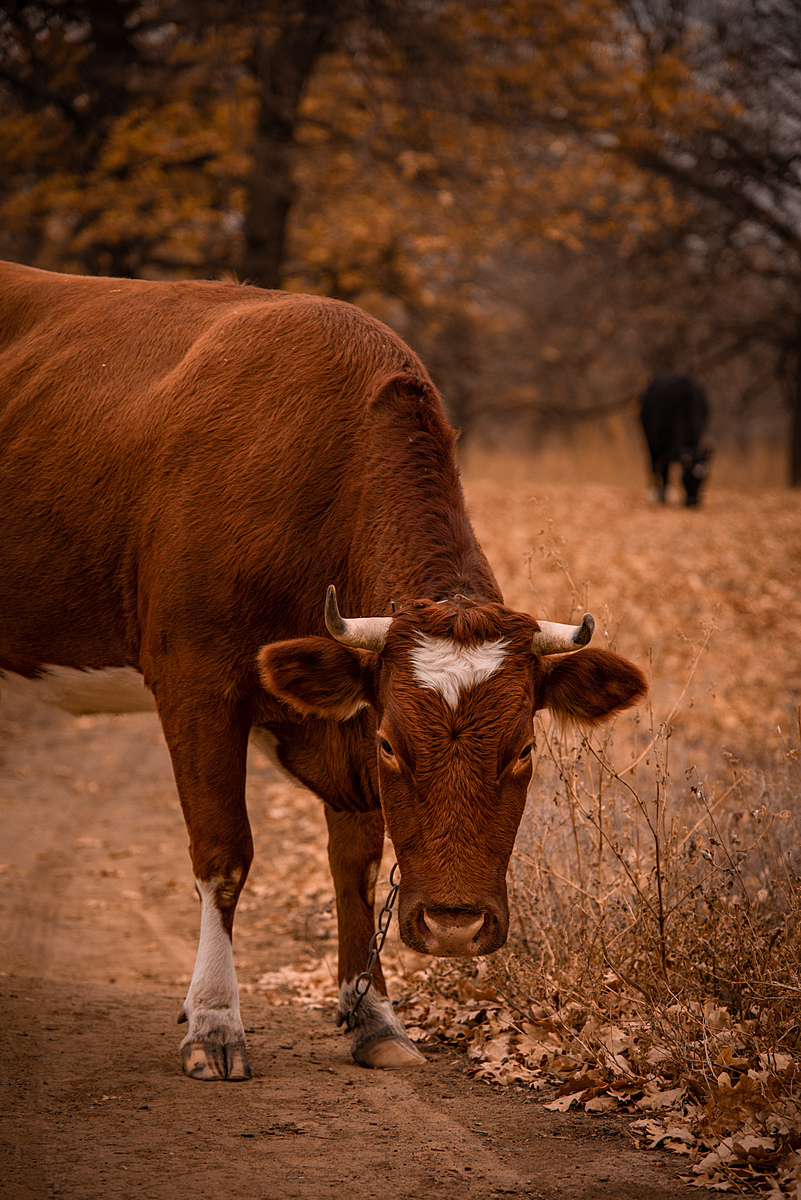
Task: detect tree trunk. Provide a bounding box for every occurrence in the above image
[240,3,335,289]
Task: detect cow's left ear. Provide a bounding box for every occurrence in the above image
[536,648,648,726]
[257,637,377,719]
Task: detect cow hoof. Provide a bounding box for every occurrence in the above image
[338,982,426,1069]
[354,1033,426,1069]
[181,1039,251,1081]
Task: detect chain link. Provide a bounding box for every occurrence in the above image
[344,862,400,1032]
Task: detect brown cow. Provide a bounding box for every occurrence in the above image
[0,261,647,1080]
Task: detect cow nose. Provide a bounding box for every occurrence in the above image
[423,910,484,953]
[400,895,508,957]
[419,908,490,957]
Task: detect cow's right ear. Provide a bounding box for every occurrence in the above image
[257,638,377,720]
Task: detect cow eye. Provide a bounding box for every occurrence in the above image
[379,738,395,759]
[518,743,533,761]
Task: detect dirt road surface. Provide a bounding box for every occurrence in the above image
[0,682,698,1200]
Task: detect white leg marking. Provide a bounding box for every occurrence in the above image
[179,876,250,1080]
[409,635,509,709]
[183,877,242,1027]
[179,876,251,1078]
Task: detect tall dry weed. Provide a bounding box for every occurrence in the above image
[398,618,801,1195]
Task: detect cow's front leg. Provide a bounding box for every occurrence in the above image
[325,805,425,1069]
[158,693,253,1081]
[178,871,251,1081]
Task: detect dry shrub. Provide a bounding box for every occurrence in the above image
[513,709,801,1021]
[397,627,801,1196]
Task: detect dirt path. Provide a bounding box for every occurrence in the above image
[0,694,696,1199]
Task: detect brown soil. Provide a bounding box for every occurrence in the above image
[1,679,694,1200]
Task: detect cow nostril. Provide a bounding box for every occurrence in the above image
[403,902,506,957]
[423,912,484,942]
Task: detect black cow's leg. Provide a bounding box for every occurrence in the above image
[655,464,669,502]
[324,805,424,1068]
[156,690,253,1081]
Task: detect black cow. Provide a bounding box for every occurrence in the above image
[639,372,712,506]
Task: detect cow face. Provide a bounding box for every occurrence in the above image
[258,596,647,960]
[370,601,540,957]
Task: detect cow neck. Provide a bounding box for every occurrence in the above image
[346,429,502,612]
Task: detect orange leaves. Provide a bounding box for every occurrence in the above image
[0,0,731,304]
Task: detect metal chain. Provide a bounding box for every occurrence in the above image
[344,862,400,1032]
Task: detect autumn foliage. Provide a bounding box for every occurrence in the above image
[0,0,720,295]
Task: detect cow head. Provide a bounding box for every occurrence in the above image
[258,587,647,959]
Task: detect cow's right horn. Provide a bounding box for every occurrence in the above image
[325,585,393,652]
[531,613,595,656]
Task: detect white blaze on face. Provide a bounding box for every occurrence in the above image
[409,635,509,709]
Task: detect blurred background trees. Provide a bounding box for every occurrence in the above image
[0,0,797,481]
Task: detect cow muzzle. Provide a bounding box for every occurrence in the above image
[400,899,507,958]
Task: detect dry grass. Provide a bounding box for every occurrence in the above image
[392,442,801,1195]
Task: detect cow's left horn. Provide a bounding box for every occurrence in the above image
[532,613,595,656]
[325,585,393,652]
